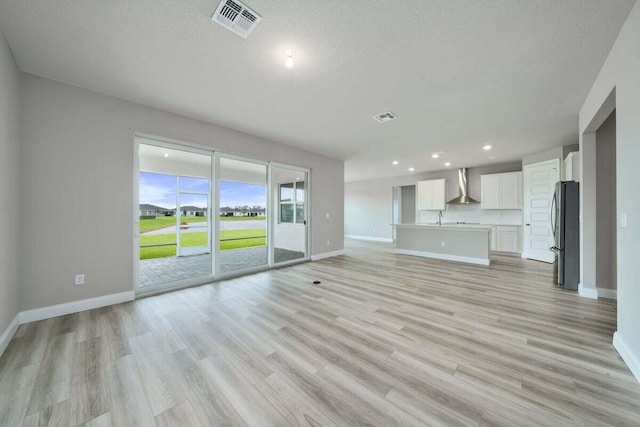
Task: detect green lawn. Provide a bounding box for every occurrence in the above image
[139,215,265,233]
[139,228,266,260]
[139,216,206,233]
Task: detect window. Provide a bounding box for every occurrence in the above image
[279,181,305,224]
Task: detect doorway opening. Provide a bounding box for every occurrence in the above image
[391,185,415,241]
[271,165,309,264]
[595,109,617,298]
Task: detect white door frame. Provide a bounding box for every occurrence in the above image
[269,162,312,267]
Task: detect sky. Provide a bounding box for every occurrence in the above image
[139,172,266,208]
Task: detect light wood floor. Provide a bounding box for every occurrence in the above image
[1,239,639,426]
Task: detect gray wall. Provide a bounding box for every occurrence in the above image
[523,146,564,166]
[579,1,640,379]
[345,161,521,240]
[596,111,617,290]
[20,73,344,311]
[523,144,579,179]
[400,186,415,224]
[0,29,20,334]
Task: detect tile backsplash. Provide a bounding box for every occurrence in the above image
[418,204,522,225]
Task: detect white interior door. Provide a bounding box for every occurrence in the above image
[523,159,559,262]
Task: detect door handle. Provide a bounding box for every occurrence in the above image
[525,224,531,226]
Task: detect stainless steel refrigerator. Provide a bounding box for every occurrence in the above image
[550,181,580,290]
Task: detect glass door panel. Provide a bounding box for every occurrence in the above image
[217,156,268,274]
[271,166,309,264]
[177,191,210,257]
[137,140,213,290]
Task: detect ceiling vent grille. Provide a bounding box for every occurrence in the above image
[373,112,397,123]
[212,0,262,39]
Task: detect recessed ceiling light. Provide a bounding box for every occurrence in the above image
[431,153,439,159]
[164,153,169,158]
[444,162,451,167]
[408,167,415,172]
[284,49,295,68]
[392,160,398,165]
[483,145,492,151]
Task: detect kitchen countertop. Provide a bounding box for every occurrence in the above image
[394,222,522,228]
[394,223,492,232]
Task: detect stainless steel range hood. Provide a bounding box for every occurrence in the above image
[447,168,479,204]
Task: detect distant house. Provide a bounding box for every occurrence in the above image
[139,204,173,218]
[246,208,265,217]
[179,206,207,217]
[219,207,239,217]
[219,206,265,217]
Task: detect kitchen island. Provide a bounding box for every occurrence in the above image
[394,223,492,266]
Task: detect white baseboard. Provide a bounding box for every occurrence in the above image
[344,235,393,243]
[597,288,617,300]
[578,283,598,299]
[395,249,490,266]
[311,249,346,261]
[0,313,20,358]
[613,332,640,384]
[20,291,135,324]
[491,250,522,258]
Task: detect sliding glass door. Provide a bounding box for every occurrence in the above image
[136,136,311,293]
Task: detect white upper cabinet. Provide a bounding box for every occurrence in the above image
[416,179,446,211]
[564,151,580,182]
[481,171,522,210]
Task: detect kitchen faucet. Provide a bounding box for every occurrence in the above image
[437,210,443,226]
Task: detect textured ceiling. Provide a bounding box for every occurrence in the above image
[0,0,635,181]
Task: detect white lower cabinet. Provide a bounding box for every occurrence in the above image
[491,226,521,254]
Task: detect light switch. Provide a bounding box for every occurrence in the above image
[325,212,330,219]
[620,213,627,228]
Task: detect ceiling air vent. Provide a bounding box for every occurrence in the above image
[212,0,262,39]
[372,112,397,123]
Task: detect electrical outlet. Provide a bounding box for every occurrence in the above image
[75,274,85,285]
[620,213,627,228]
[326,239,331,246]
[441,241,445,247]
[325,212,330,219]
